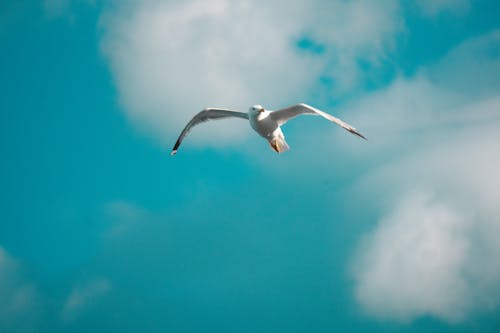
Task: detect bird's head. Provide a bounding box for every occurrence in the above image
[249,105,265,115]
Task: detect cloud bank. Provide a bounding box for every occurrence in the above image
[350,30,500,322]
[100,0,401,146]
[354,192,472,322]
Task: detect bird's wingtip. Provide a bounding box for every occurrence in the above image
[170,150,177,156]
[349,128,367,140]
[357,132,368,140]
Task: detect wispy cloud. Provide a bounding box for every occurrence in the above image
[60,278,111,323]
[0,246,40,332]
[414,0,471,17]
[103,200,153,238]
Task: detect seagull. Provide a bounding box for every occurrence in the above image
[171,103,366,155]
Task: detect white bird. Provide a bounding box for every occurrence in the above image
[171,103,366,155]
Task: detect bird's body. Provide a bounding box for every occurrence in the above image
[248,106,289,153]
[171,103,366,155]
[248,108,275,137]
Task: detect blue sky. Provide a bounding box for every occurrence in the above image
[1,0,500,332]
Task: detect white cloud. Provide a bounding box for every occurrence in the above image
[354,192,471,322]
[352,127,500,320]
[61,278,111,323]
[0,246,40,332]
[414,0,471,17]
[100,0,402,146]
[349,30,500,322]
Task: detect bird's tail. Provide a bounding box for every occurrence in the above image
[269,136,290,153]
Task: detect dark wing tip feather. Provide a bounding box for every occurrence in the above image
[349,128,367,140]
[171,138,182,156]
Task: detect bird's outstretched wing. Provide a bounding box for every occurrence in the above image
[270,103,367,140]
[171,108,249,155]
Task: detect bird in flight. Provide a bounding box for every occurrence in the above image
[171,103,366,155]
